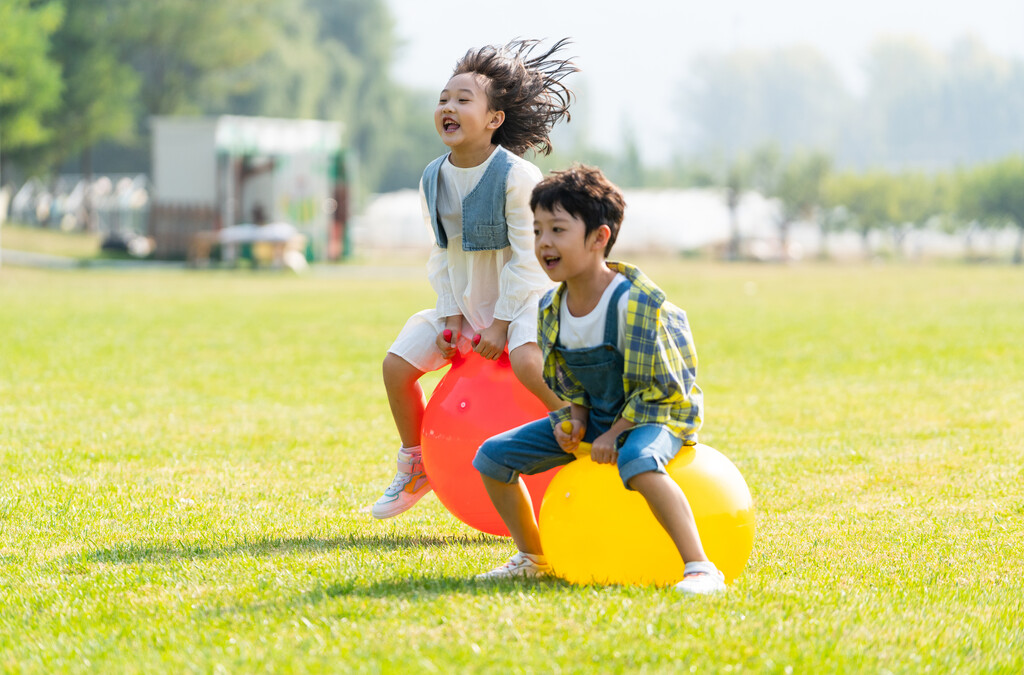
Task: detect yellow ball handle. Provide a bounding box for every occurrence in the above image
[560,421,591,455]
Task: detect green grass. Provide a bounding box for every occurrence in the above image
[1,260,1022,673]
[1,223,102,259]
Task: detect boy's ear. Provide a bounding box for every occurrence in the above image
[589,224,612,252]
[488,110,505,129]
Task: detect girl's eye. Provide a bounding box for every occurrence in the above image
[458,99,470,103]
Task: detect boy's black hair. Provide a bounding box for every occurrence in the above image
[453,38,577,157]
[531,164,625,257]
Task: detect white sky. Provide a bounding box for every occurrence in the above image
[385,0,1024,163]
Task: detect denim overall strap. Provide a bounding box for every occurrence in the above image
[555,279,631,430]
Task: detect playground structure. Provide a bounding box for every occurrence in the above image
[149,115,350,263]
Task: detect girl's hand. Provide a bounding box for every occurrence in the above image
[436,328,458,359]
[473,321,509,360]
[589,430,619,465]
[556,419,585,454]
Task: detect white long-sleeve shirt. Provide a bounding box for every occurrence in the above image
[422,148,553,332]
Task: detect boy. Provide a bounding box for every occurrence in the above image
[471,165,726,595]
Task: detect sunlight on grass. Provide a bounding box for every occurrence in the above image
[1,261,1022,672]
[1,223,102,258]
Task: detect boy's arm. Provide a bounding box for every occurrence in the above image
[620,303,699,427]
[589,417,636,464]
[553,402,589,453]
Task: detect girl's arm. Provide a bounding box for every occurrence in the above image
[421,181,459,318]
[493,162,551,322]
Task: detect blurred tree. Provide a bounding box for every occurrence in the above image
[862,37,1024,168]
[307,0,438,193]
[0,0,64,177]
[958,156,1024,264]
[115,0,278,116]
[680,47,851,162]
[45,0,140,179]
[887,171,940,258]
[209,2,329,119]
[824,171,898,258]
[773,151,832,260]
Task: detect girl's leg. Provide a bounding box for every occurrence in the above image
[627,471,709,564]
[509,342,565,412]
[382,352,426,447]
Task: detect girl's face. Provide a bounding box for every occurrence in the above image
[435,72,504,159]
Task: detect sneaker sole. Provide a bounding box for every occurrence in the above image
[371,486,433,519]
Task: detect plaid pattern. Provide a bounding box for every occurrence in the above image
[538,261,703,443]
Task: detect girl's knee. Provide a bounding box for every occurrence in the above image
[509,341,542,367]
[383,352,421,386]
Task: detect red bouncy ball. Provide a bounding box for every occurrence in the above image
[421,349,559,536]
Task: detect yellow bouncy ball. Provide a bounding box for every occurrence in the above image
[538,423,755,586]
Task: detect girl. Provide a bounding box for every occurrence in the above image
[372,39,577,519]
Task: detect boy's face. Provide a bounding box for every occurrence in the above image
[534,203,605,282]
[435,72,504,153]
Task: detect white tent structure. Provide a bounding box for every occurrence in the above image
[150,116,348,261]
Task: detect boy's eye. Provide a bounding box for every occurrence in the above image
[458,98,470,103]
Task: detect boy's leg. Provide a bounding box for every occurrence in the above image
[473,417,573,578]
[619,425,725,593]
[509,342,565,412]
[626,471,708,564]
[481,474,543,556]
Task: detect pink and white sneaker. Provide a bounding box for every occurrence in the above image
[371,449,432,519]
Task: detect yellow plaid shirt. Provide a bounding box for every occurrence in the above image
[538,261,703,443]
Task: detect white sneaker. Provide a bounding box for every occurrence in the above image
[475,552,552,580]
[371,450,432,519]
[674,569,726,595]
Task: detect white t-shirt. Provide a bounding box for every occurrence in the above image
[420,147,552,332]
[558,274,630,352]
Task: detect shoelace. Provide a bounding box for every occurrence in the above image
[500,554,535,571]
[383,470,420,496]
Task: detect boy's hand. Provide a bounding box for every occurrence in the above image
[589,430,619,465]
[436,327,458,359]
[556,419,585,454]
[473,321,509,360]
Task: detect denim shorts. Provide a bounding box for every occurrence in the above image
[473,414,683,490]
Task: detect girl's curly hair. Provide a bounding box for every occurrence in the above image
[452,38,578,157]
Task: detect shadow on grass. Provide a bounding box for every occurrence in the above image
[306,574,569,600]
[205,574,571,617]
[65,532,499,565]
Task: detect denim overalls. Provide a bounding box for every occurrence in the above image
[474,279,683,489]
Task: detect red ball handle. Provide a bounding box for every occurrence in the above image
[442,329,453,343]
[472,334,481,346]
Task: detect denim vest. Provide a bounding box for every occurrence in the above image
[421,146,514,252]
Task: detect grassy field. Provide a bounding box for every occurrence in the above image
[1,259,1022,673]
[1,223,102,259]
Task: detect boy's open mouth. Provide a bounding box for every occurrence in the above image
[542,255,560,267]
[442,116,459,132]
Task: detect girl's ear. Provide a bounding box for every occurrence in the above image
[488,110,505,129]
